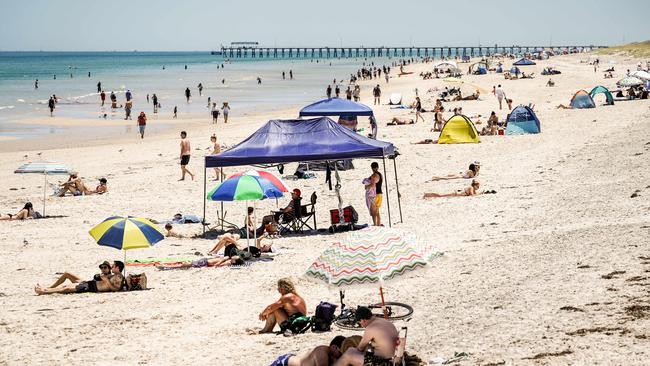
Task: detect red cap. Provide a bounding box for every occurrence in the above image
[293,188,301,197]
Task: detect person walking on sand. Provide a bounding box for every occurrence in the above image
[414,97,424,123]
[211,103,219,123]
[100,91,106,106]
[373,84,381,105]
[48,96,55,117]
[137,112,146,139]
[326,85,332,98]
[179,131,194,181]
[335,84,340,98]
[185,87,191,103]
[495,84,506,110]
[222,102,230,123]
[197,83,203,96]
[173,106,177,119]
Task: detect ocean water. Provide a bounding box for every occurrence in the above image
[0,52,395,140]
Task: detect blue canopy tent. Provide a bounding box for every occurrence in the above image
[203,117,402,229]
[513,58,536,66]
[298,98,377,138]
[506,105,541,135]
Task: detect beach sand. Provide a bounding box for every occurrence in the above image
[0,53,649,365]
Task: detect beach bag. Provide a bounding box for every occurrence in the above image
[126,273,147,291]
[311,301,338,332]
[279,313,312,335]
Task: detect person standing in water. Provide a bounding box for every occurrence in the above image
[326,85,332,98]
[100,91,106,106]
[137,112,146,139]
[48,96,55,116]
[198,83,203,96]
[97,81,101,93]
[289,70,293,79]
[185,88,191,103]
[152,94,158,113]
[34,79,38,89]
[179,131,194,181]
[282,71,285,80]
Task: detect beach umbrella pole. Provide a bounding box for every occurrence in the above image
[43,174,47,216]
[246,200,250,248]
[379,286,388,319]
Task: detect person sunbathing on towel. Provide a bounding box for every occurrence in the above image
[35,261,124,295]
[259,278,307,333]
[0,202,34,221]
[429,163,480,181]
[38,260,112,290]
[411,138,437,144]
[157,256,244,270]
[207,232,273,256]
[555,104,573,109]
[269,335,346,366]
[86,178,108,195]
[423,179,492,198]
[387,117,414,125]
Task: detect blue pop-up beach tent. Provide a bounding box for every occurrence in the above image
[506,105,541,135]
[513,58,536,66]
[203,117,402,227]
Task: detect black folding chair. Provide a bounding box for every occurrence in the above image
[295,192,317,232]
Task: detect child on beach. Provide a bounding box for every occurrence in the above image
[222,102,230,123]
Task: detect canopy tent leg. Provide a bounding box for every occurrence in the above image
[43,174,47,217]
[220,170,224,232]
[246,200,250,248]
[392,158,403,223]
[202,165,207,234]
[382,157,392,227]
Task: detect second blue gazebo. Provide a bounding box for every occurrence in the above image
[299,98,377,138]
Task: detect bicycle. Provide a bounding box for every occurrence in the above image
[333,291,413,330]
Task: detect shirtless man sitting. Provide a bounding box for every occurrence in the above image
[333,307,399,366]
[269,335,345,366]
[259,278,307,333]
[35,261,125,295]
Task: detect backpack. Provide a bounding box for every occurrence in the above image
[311,301,338,332]
[279,313,312,335]
[126,273,147,291]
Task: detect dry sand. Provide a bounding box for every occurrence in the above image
[0,53,649,365]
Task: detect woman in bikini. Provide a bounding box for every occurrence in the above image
[423,179,482,198]
[429,163,480,181]
[0,202,34,220]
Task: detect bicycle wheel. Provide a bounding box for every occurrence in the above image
[369,302,414,320]
[334,316,363,331]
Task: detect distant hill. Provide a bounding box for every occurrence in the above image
[595,40,650,58]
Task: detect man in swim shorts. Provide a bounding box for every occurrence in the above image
[179,131,194,181]
[35,261,125,295]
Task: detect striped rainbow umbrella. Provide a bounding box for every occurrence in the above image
[306,226,439,317]
[89,216,164,276]
[207,171,286,201]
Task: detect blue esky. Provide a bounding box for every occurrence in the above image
[1,0,648,51]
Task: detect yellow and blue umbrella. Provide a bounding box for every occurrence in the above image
[89,216,164,250]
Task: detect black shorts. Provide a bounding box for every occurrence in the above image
[224,243,238,258]
[180,155,190,166]
[75,281,98,293]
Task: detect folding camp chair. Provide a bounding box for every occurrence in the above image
[294,192,317,232]
[273,197,301,234]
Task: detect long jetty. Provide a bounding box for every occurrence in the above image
[214,45,607,59]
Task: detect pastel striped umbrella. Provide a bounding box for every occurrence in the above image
[89,216,164,276]
[617,76,643,87]
[14,161,73,216]
[306,226,439,317]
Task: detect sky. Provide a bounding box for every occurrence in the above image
[1,0,649,51]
